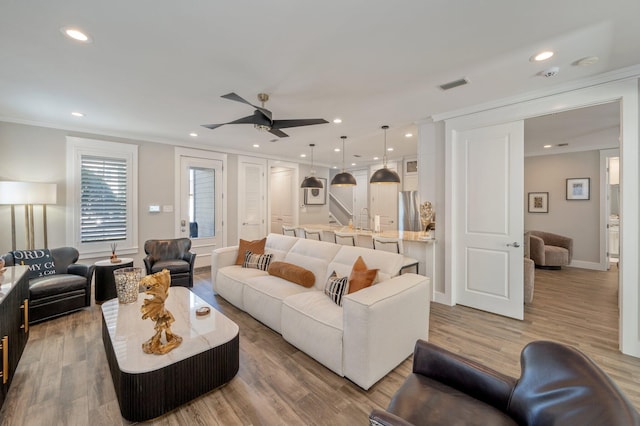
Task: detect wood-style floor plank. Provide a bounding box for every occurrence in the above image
[1,265,639,425]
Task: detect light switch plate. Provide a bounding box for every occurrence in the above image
[148,205,160,213]
[162,205,173,213]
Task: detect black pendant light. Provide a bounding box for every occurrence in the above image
[331,136,357,186]
[370,125,401,184]
[301,143,324,188]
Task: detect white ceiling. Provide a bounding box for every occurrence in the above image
[1,1,638,167]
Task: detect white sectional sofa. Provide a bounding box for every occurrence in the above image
[211,233,431,390]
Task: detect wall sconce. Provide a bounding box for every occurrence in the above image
[0,181,57,250]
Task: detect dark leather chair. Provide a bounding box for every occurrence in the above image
[143,238,196,287]
[4,247,94,324]
[370,340,640,426]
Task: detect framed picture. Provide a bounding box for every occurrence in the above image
[303,178,327,205]
[528,192,549,213]
[405,159,418,174]
[566,178,590,200]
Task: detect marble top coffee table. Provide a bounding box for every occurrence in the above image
[101,287,239,422]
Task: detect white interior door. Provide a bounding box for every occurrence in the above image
[270,167,295,233]
[454,121,524,320]
[177,153,224,267]
[238,157,266,240]
[369,162,399,231]
[353,170,369,229]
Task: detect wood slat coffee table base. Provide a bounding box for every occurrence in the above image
[100,287,239,422]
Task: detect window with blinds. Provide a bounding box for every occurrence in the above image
[80,155,128,242]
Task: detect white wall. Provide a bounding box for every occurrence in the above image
[525,151,601,266]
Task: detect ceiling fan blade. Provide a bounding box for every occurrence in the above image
[271,118,329,129]
[202,113,266,130]
[201,123,224,129]
[268,128,289,138]
[221,92,272,121]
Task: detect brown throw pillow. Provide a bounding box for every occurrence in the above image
[268,261,315,288]
[235,238,267,265]
[348,256,378,294]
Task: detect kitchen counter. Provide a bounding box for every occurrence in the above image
[296,224,435,243]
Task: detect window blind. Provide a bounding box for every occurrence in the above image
[80,155,127,242]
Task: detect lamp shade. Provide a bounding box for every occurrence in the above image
[0,181,57,205]
[301,176,324,188]
[331,172,357,186]
[370,167,401,184]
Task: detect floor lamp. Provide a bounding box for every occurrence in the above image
[0,181,57,250]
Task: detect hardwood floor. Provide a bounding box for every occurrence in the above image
[1,265,639,425]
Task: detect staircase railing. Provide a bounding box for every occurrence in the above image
[329,192,352,226]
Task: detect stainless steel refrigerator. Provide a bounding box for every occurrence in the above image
[398,191,421,232]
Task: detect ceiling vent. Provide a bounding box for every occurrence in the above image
[557,143,569,147]
[439,78,469,91]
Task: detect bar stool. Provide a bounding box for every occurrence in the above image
[303,228,322,241]
[282,225,298,237]
[334,231,357,246]
[373,236,419,274]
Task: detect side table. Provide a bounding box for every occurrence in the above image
[94,258,134,303]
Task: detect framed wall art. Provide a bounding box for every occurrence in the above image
[303,178,327,205]
[528,192,549,213]
[566,178,590,200]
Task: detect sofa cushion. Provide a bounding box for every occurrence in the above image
[282,291,344,375]
[283,239,341,290]
[324,271,349,306]
[242,251,273,271]
[348,256,378,294]
[150,259,190,274]
[243,274,313,333]
[235,238,267,265]
[328,245,403,283]
[267,261,315,288]
[215,265,268,309]
[29,274,88,300]
[264,234,299,262]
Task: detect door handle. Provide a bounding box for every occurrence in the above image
[507,242,521,248]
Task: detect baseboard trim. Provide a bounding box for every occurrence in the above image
[569,260,607,271]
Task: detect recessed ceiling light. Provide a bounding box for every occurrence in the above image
[530,50,554,62]
[405,133,413,138]
[189,132,198,137]
[300,154,306,158]
[543,144,552,148]
[334,148,340,152]
[61,26,92,43]
[71,111,84,117]
[373,156,379,160]
[333,118,342,124]
[253,144,260,148]
[332,166,337,169]
[575,56,599,67]
[351,162,356,166]
[387,147,394,152]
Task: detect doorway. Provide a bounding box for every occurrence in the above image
[175,148,226,268]
[268,162,299,234]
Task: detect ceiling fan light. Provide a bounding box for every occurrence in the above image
[301,176,324,188]
[331,172,357,186]
[370,166,401,184]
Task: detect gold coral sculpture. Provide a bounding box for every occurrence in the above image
[140,269,183,354]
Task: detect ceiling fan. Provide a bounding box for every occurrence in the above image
[202,92,329,138]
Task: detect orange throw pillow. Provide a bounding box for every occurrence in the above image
[235,238,267,265]
[268,261,315,288]
[348,256,378,294]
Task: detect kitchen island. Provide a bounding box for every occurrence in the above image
[292,224,436,289]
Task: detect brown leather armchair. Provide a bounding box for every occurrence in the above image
[370,340,640,426]
[529,230,573,269]
[143,238,196,287]
[3,247,94,324]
